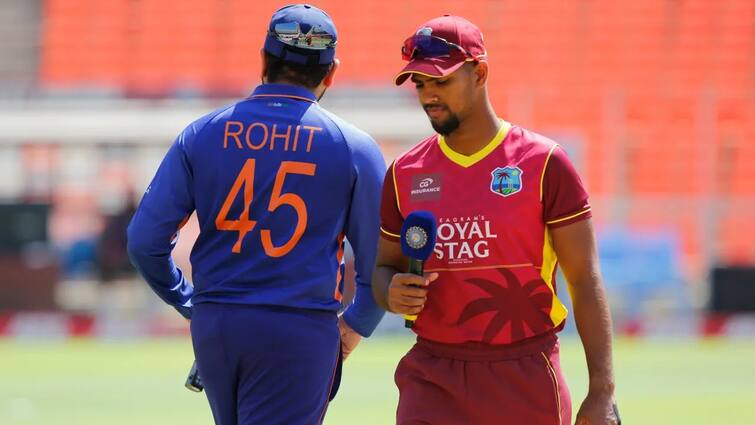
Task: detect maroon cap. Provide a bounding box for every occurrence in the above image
[394,15,487,86]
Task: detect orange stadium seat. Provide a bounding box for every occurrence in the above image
[715,1,753,96]
[41,0,131,88]
[40,0,85,84]
[40,0,754,95]
[37,0,755,197]
[729,143,755,196]
[577,124,608,195]
[221,1,271,93]
[718,213,755,265]
[717,98,755,196]
[624,96,705,195]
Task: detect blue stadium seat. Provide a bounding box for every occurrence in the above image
[596,227,693,330]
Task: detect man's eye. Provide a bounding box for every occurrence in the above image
[436,79,448,86]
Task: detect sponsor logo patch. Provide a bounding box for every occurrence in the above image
[434,216,499,265]
[410,174,442,201]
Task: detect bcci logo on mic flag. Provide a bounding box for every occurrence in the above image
[405,226,429,249]
[490,166,523,197]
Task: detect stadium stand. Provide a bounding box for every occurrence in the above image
[31,0,755,259]
[0,0,751,333]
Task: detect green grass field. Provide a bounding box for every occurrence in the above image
[1,336,753,424]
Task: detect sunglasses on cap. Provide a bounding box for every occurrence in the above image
[269,22,336,50]
[401,34,475,61]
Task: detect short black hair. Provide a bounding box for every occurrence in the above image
[264,52,333,90]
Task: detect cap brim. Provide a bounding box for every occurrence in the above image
[394,58,468,86]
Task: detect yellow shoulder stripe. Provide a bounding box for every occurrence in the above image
[546,208,592,225]
[540,144,559,202]
[380,227,400,238]
[390,161,401,215]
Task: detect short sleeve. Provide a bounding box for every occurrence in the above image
[379,161,403,241]
[542,146,592,228]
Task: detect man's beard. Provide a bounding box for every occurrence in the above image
[430,113,461,136]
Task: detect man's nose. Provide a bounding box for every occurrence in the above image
[420,90,439,105]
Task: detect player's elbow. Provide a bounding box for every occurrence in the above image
[126,220,150,262]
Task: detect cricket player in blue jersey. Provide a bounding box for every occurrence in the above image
[126,4,386,425]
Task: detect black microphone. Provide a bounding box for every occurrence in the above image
[399,211,438,328]
[613,402,622,425]
[185,360,203,392]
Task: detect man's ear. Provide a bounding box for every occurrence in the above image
[260,48,269,83]
[323,58,340,88]
[474,61,489,87]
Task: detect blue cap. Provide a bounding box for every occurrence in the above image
[264,4,337,65]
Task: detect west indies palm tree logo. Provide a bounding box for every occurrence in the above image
[455,267,553,343]
[490,166,523,197]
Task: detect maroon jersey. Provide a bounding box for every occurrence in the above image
[381,121,591,345]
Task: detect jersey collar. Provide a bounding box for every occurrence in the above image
[438,119,511,168]
[249,83,318,103]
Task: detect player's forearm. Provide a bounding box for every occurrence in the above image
[127,221,193,318]
[127,250,193,318]
[372,265,399,312]
[342,277,385,337]
[570,276,616,395]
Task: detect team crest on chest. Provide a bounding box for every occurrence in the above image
[490,166,523,197]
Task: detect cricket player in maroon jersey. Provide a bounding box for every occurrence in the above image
[372,15,619,425]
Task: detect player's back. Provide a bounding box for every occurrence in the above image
[182,83,372,312]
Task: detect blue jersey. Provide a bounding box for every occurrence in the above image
[127,83,386,336]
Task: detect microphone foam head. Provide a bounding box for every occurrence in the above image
[400,210,437,260]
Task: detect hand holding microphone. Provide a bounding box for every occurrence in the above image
[386,272,438,327]
[389,211,438,328]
